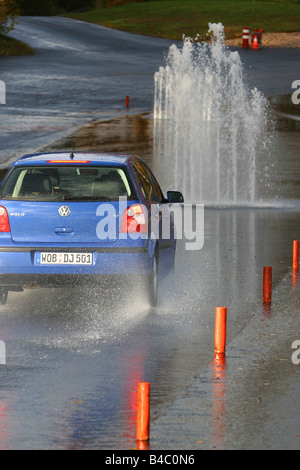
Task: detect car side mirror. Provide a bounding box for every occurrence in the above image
[166,191,184,203]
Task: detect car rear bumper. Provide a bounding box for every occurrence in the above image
[0,273,146,288]
[0,244,153,287]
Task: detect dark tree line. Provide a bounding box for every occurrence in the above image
[18,0,96,16]
[1,0,150,31]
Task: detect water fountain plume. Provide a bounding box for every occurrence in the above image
[153,23,271,206]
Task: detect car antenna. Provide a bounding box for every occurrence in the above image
[70,152,75,160]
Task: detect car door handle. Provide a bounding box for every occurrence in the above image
[55,227,74,235]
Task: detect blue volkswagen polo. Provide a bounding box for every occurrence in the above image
[0,152,183,306]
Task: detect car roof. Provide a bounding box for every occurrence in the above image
[13,151,139,167]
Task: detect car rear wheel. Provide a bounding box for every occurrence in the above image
[0,288,8,305]
[147,253,158,307]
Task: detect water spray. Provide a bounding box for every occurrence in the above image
[153,23,271,206]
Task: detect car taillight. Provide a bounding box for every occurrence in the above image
[0,206,10,232]
[120,204,148,233]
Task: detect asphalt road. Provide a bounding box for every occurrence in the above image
[1,16,300,164]
[0,17,299,450]
[1,16,178,165]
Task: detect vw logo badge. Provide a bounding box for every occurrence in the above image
[58,205,71,217]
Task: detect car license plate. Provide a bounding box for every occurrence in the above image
[35,252,93,265]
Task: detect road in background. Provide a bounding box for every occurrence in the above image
[1,16,300,164]
[0,16,176,165]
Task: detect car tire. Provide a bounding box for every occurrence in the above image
[0,288,8,305]
[171,241,176,272]
[147,252,158,307]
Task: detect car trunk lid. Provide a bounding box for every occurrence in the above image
[5,200,123,244]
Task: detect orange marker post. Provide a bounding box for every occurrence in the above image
[293,240,299,271]
[214,307,227,357]
[136,382,150,442]
[263,266,272,303]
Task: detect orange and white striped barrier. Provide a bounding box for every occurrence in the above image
[242,27,250,48]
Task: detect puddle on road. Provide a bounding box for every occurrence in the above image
[270,94,300,132]
[0,95,299,205]
[0,112,154,181]
[27,95,300,206]
[41,113,154,165]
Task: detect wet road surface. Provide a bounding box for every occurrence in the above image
[0,16,177,166]
[0,207,299,449]
[0,17,299,450]
[1,16,300,164]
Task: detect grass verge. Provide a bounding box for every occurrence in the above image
[0,34,34,57]
[64,0,300,40]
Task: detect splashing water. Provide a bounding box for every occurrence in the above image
[153,23,272,206]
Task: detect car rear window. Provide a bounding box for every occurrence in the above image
[0,165,136,201]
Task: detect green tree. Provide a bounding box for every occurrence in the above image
[18,0,57,15]
[19,0,96,15]
[0,0,19,34]
[56,0,95,11]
